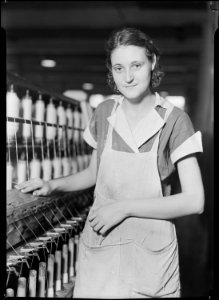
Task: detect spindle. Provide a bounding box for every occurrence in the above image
[28,269,37,297]
[55,250,62,292]
[68,237,75,278]
[17,277,27,297]
[6,288,15,297]
[62,244,69,284]
[38,262,46,297]
[47,254,55,297]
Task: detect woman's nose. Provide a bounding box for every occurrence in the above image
[124,70,134,83]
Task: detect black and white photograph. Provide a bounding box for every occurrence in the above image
[3,1,215,298]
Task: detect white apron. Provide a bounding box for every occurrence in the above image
[73,100,181,298]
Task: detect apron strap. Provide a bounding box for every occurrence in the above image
[105,100,119,149]
[150,99,174,153]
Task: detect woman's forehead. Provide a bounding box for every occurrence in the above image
[111,45,148,64]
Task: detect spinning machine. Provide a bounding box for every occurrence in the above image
[6,73,94,298]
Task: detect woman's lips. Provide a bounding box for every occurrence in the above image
[125,84,137,88]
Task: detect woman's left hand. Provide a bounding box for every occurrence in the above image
[88,202,126,235]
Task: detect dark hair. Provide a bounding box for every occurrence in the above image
[104,27,165,93]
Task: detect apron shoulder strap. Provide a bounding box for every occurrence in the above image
[150,99,174,153]
[105,99,120,148]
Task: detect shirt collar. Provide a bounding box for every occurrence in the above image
[107,93,167,151]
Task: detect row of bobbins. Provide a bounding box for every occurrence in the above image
[6,214,87,298]
[6,84,92,191]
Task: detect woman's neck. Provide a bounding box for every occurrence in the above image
[122,92,156,117]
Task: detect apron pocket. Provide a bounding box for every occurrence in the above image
[74,239,122,298]
[132,241,180,298]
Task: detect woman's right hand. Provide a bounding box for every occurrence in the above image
[15,178,52,196]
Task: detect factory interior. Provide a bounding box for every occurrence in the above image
[3,1,215,298]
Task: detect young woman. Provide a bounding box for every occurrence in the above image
[16,28,204,298]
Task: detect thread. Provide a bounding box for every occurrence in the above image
[77,154,84,171]
[57,101,66,140]
[22,90,32,139]
[7,161,13,190]
[35,93,45,140]
[66,104,73,141]
[42,158,52,181]
[46,99,57,140]
[71,158,78,175]
[52,157,62,179]
[83,153,89,169]
[17,154,27,184]
[30,157,41,179]
[73,108,81,143]
[62,157,71,176]
[6,85,20,139]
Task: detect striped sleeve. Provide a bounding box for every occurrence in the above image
[169,111,203,164]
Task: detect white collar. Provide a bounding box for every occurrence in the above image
[107,93,168,152]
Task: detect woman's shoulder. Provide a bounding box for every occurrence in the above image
[95,95,122,117]
[165,102,192,125]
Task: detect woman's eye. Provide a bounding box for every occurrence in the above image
[132,63,141,69]
[113,66,123,73]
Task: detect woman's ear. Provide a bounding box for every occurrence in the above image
[152,54,156,71]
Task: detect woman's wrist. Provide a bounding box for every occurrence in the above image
[48,179,58,193]
[120,201,132,218]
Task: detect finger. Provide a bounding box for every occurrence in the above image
[90,218,99,227]
[88,212,97,222]
[93,222,104,232]
[32,189,43,196]
[15,180,32,190]
[20,185,39,193]
[15,179,41,192]
[33,187,48,196]
[99,225,110,236]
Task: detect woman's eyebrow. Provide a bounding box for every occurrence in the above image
[112,60,143,67]
[112,63,122,66]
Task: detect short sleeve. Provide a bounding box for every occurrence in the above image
[169,111,203,164]
[83,110,98,149]
[83,99,116,149]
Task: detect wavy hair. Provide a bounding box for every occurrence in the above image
[104,27,165,93]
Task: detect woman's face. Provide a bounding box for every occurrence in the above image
[111,45,155,102]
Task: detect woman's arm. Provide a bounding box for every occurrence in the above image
[124,155,204,219]
[89,155,205,234]
[15,149,97,195]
